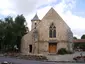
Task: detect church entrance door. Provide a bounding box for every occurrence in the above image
[49,43,57,53]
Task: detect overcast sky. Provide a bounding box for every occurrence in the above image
[0,0,85,39]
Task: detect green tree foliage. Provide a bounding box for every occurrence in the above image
[0,15,28,52]
[73,37,77,39]
[81,34,85,39]
[74,43,85,50]
[0,20,5,51]
[74,34,85,51]
[57,48,68,55]
[14,15,27,50]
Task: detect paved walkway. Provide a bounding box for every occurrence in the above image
[46,52,85,61]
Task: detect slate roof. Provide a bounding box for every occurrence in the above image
[31,14,40,21]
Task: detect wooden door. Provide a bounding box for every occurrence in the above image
[49,43,57,53]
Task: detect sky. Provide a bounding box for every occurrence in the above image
[0,0,85,39]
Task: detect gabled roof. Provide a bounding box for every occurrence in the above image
[42,7,62,20]
[41,7,71,29]
[31,14,40,21]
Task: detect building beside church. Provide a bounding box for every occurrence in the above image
[21,8,73,55]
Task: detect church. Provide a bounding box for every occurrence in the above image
[21,8,73,55]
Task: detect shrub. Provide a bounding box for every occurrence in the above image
[57,48,68,55]
[67,51,73,54]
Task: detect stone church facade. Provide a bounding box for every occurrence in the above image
[21,8,73,55]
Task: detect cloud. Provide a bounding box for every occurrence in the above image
[0,0,40,16]
[37,0,85,38]
[0,9,16,16]
[0,0,15,16]
[62,11,85,38]
[37,0,58,9]
[72,29,85,39]
[53,0,85,38]
[0,0,12,9]
[0,0,85,38]
[9,0,39,15]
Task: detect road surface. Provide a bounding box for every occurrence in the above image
[0,56,85,64]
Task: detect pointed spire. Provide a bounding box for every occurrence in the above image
[31,14,40,21]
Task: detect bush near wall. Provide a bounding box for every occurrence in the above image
[57,48,68,55]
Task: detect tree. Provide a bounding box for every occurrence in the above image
[81,34,85,39]
[0,15,28,52]
[14,15,27,51]
[74,34,85,51]
[73,37,77,39]
[1,16,15,52]
[0,20,5,51]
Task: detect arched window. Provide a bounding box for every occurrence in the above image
[49,23,56,38]
[33,30,38,41]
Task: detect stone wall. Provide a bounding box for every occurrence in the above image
[21,8,73,55]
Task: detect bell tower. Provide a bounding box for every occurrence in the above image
[31,14,40,30]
